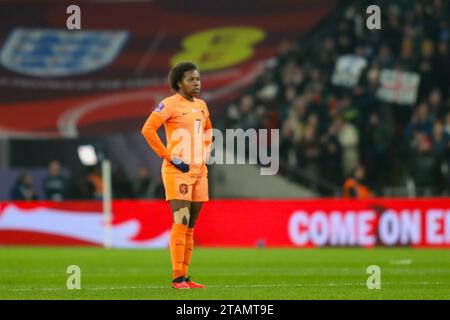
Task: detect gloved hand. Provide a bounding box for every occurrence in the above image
[171,156,189,173]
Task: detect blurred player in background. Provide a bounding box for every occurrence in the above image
[343,164,373,199]
[141,61,212,289]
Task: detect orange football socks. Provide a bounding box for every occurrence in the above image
[169,223,188,280]
[182,228,194,277]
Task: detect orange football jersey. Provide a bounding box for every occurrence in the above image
[142,93,212,177]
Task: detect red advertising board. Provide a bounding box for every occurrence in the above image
[0,199,449,248]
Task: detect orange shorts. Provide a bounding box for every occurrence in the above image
[162,172,209,202]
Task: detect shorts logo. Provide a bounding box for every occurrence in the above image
[179,183,188,195]
[155,102,165,112]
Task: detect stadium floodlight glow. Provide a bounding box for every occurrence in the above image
[77,145,98,166]
[76,144,112,248]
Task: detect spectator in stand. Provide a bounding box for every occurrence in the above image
[362,112,393,190]
[112,165,134,199]
[336,116,360,177]
[404,103,434,141]
[432,121,446,161]
[434,40,450,96]
[43,160,68,201]
[11,172,38,201]
[428,89,445,119]
[134,165,164,199]
[408,132,440,196]
[343,165,373,199]
[239,95,260,130]
[439,111,450,193]
[86,165,103,200]
[279,121,295,167]
[296,122,322,182]
[321,122,342,186]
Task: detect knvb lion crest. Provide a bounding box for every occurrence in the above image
[179,183,188,195]
[0,28,128,77]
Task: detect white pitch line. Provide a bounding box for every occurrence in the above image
[389,259,413,265]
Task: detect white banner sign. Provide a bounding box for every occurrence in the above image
[377,69,420,105]
[331,54,367,87]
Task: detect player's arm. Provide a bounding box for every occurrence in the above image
[141,113,171,162]
[141,109,190,173]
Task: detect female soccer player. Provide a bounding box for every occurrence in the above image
[141,61,212,289]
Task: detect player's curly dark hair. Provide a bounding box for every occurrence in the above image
[168,61,198,91]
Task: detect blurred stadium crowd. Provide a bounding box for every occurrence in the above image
[10,160,165,201]
[222,0,450,196]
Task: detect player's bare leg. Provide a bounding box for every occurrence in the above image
[183,201,205,288]
[168,200,191,289]
[169,199,191,225]
[188,202,203,228]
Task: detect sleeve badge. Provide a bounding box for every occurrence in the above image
[155,102,165,112]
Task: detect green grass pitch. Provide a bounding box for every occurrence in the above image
[0,247,449,300]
